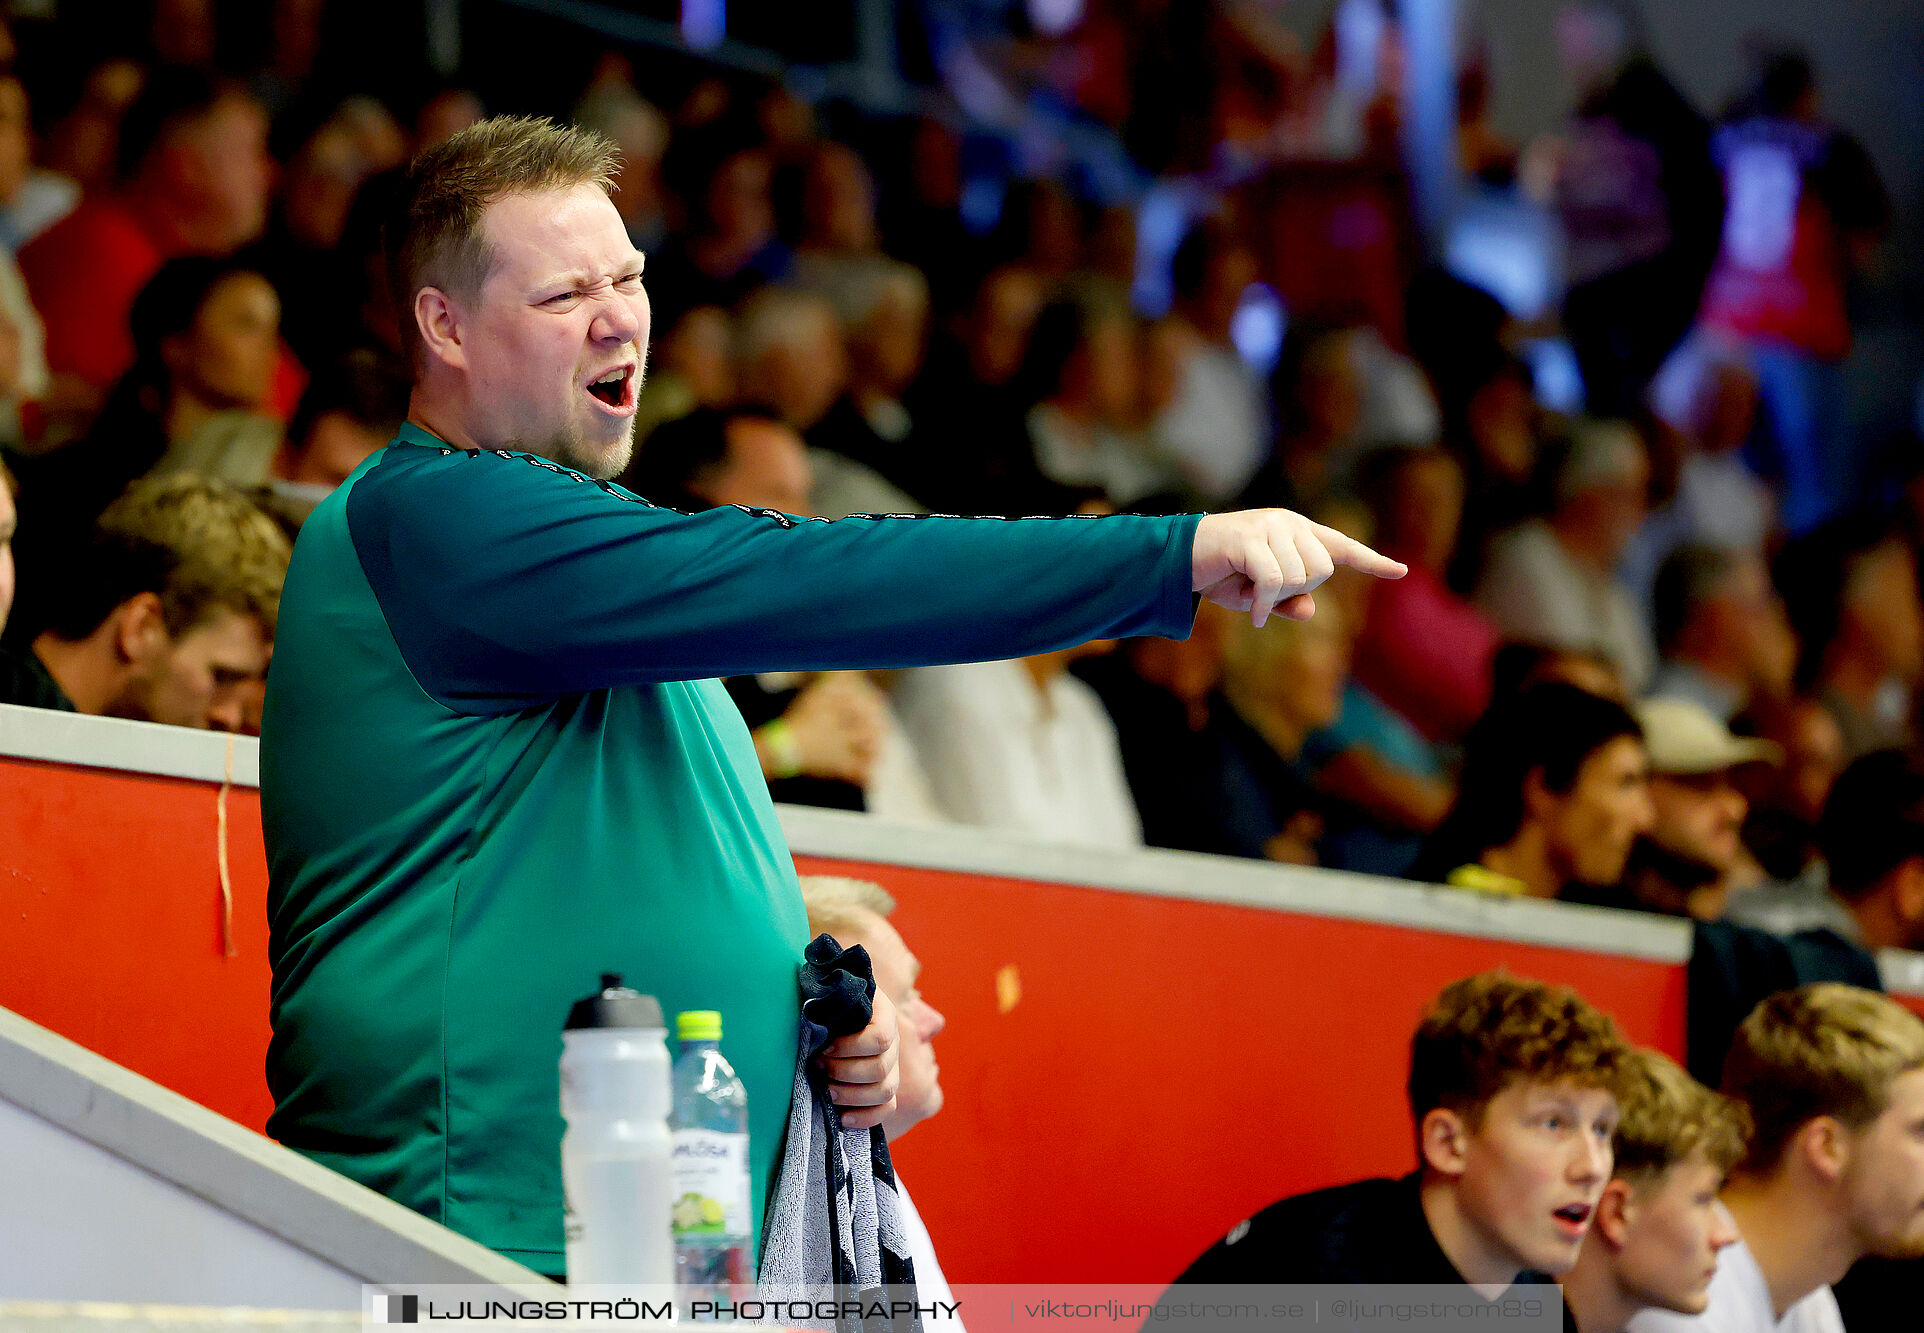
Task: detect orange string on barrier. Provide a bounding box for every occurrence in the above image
[218,734,236,958]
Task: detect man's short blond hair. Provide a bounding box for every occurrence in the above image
[1724,983,1924,1172]
[1408,970,1631,1129]
[386,115,620,367]
[97,475,290,637]
[1613,1048,1750,1186]
[797,874,897,940]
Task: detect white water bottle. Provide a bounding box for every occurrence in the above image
[561,973,674,1286]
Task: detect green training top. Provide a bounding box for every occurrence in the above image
[260,424,1201,1273]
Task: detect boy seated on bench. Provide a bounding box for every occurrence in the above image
[1627,984,1924,1333]
[1562,1048,1748,1332]
[1172,969,1630,1329]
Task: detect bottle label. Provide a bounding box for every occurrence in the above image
[670,1129,750,1238]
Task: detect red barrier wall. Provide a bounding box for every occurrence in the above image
[0,745,1794,1284]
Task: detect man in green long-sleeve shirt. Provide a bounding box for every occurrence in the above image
[259,116,1403,1277]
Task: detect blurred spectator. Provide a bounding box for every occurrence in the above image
[277,349,410,490]
[906,262,1050,513]
[1550,10,1720,415]
[893,637,1142,849]
[1809,749,1924,947]
[10,256,284,636]
[733,285,918,518]
[1351,446,1502,742]
[35,57,143,198]
[1211,601,1352,865]
[1076,602,1244,856]
[649,138,791,324]
[411,84,485,151]
[1237,322,1365,514]
[630,305,735,443]
[1569,697,1780,920]
[1644,340,1774,547]
[1491,640,1630,704]
[251,99,407,367]
[1151,221,1267,505]
[1016,290,1180,510]
[1778,523,1924,760]
[805,260,936,511]
[795,142,882,275]
[1731,749,1924,947]
[1414,682,1652,898]
[1729,695,1846,894]
[20,68,272,397]
[0,233,49,454]
[734,287,846,437]
[1305,663,1453,879]
[1478,419,1655,691]
[1698,49,1889,532]
[0,72,79,252]
[1647,545,1796,721]
[0,474,287,730]
[572,58,671,252]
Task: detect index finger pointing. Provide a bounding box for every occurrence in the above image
[1313,523,1407,580]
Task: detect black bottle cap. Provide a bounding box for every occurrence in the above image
[565,972,666,1031]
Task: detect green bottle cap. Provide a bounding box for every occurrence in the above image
[677,1010,722,1042]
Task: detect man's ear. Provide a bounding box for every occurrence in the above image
[414,287,467,372]
[112,591,170,666]
[1793,1116,1850,1185]
[1893,859,1924,931]
[1420,1106,1469,1178]
[1592,1177,1635,1249]
[1522,767,1556,820]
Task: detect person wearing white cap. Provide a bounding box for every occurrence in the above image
[1612,698,1780,919]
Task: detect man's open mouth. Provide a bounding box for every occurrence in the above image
[586,366,634,408]
[1553,1203,1593,1230]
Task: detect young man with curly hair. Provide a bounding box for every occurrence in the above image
[1174,970,1630,1328]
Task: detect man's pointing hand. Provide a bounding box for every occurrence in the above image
[1192,509,1407,627]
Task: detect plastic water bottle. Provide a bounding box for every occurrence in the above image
[670,1010,752,1293]
[560,973,674,1287]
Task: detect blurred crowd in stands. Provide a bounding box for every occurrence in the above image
[0,0,1919,945]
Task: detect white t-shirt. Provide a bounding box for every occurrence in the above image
[1626,1235,1843,1333]
[891,658,1144,848]
[1477,519,1655,693]
[897,1178,965,1333]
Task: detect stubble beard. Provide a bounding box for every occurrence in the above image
[544,419,637,481]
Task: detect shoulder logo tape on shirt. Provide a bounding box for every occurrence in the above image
[479,448,1110,528]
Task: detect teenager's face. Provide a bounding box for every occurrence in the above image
[1613,1156,1737,1314]
[1456,1078,1618,1277]
[1842,1066,1924,1259]
[1542,736,1654,887]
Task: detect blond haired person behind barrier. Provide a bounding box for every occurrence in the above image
[1565,1049,1749,1332]
[1628,984,1924,1333]
[0,472,287,729]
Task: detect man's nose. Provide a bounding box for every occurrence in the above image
[1571,1130,1609,1184]
[921,1002,946,1038]
[207,697,245,732]
[591,291,644,345]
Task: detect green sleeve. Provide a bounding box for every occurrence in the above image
[348,445,1200,712]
